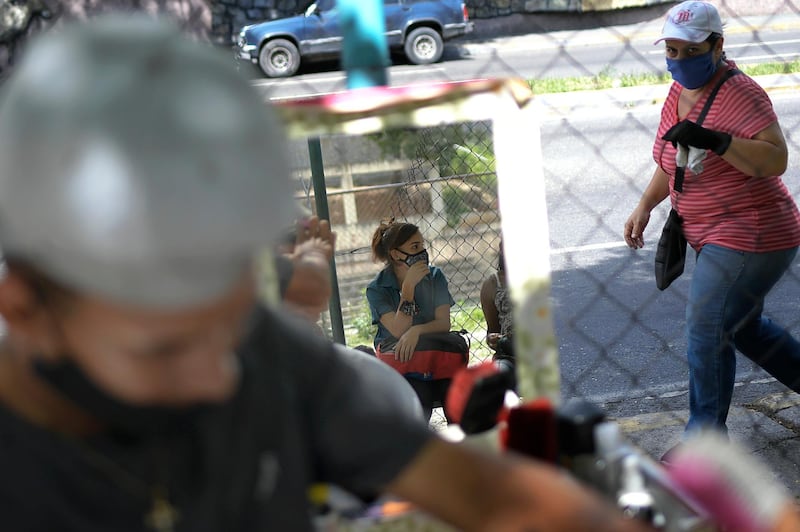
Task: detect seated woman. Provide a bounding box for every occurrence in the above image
[366,219,456,423]
[480,241,515,378]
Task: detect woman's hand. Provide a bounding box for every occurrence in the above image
[284,240,331,322]
[487,332,501,349]
[295,215,336,260]
[396,328,421,362]
[624,205,651,250]
[283,215,336,323]
[625,167,669,250]
[401,262,429,300]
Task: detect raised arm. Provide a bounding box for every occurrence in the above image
[661,120,788,178]
[387,438,650,532]
[376,261,430,340]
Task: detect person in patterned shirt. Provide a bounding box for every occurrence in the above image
[480,240,515,376]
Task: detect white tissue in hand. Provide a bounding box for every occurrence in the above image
[675,144,707,174]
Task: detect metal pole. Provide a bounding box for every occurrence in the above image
[308,0,389,345]
[308,137,346,344]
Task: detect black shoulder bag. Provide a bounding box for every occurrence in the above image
[654,68,740,290]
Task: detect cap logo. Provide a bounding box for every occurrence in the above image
[674,9,693,25]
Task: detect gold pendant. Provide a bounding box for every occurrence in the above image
[144,486,180,532]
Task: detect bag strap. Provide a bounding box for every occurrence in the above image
[673,67,740,193]
[453,328,471,352]
[696,68,740,126]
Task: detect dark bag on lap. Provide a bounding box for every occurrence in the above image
[654,208,687,290]
[376,330,469,380]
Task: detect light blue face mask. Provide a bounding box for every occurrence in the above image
[666,49,718,89]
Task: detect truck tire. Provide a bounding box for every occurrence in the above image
[259,39,300,78]
[404,27,443,65]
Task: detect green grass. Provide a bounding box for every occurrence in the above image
[528,60,800,95]
[743,60,800,76]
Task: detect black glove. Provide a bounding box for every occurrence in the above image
[661,120,732,156]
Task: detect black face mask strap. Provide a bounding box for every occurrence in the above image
[391,248,405,264]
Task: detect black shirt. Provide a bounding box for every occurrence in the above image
[0,305,433,531]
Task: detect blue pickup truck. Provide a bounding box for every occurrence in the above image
[236,0,473,78]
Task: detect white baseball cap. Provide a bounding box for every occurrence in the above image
[654,1,724,44]
[0,16,298,309]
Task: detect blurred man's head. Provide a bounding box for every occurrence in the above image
[0,15,296,409]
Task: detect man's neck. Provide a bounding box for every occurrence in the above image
[0,348,100,436]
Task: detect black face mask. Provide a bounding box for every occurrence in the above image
[33,356,217,438]
[397,248,429,267]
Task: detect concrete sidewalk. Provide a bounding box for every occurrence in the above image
[615,387,800,498]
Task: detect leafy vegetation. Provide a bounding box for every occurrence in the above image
[365,124,497,228]
[345,294,377,347]
[441,185,471,228]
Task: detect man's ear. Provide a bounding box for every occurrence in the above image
[0,270,60,357]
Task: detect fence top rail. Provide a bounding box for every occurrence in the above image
[274,78,533,139]
[295,170,497,198]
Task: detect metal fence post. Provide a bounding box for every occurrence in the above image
[309,0,388,345]
[308,138,346,344]
[309,0,389,345]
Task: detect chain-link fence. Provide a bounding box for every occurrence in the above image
[2,0,798,493]
[290,123,499,359]
[279,1,800,456]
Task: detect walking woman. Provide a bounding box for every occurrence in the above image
[623,1,800,450]
[366,219,455,422]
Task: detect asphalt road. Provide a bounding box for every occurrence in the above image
[247,13,800,100]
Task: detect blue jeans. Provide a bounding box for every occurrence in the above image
[686,244,800,433]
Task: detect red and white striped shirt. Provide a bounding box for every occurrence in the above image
[653,62,800,252]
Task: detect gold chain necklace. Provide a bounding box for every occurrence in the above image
[66,437,181,532]
[145,486,181,532]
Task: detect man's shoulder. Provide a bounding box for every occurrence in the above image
[239,305,337,374]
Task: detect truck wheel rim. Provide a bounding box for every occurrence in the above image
[271,51,288,70]
[415,36,435,59]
